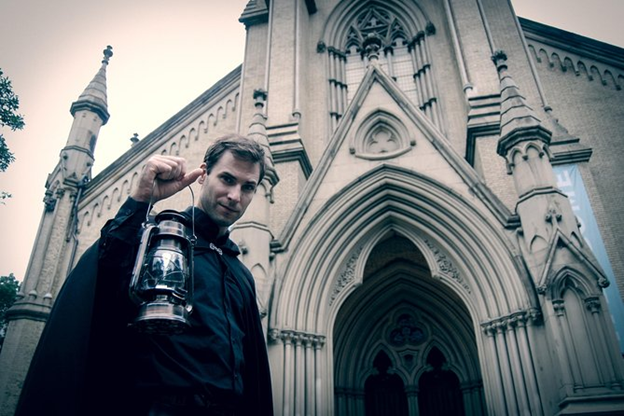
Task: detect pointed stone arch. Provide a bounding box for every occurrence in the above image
[543,266,624,393]
[549,266,603,300]
[179,134,189,149]
[269,164,535,414]
[189,127,198,144]
[251,263,270,317]
[272,165,530,332]
[362,350,409,416]
[322,0,428,47]
[332,247,484,415]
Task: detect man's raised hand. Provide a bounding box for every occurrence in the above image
[130,155,204,203]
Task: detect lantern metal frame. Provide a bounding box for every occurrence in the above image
[128,185,197,335]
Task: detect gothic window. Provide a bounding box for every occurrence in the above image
[344,7,414,100]
[324,4,441,131]
[88,133,97,154]
[418,347,465,416]
[364,351,409,416]
[387,313,427,346]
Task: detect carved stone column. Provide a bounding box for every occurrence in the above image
[482,323,507,415]
[271,329,326,415]
[585,297,621,388]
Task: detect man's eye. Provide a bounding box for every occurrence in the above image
[243,184,256,192]
[221,176,235,184]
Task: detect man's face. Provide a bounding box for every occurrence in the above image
[197,150,260,236]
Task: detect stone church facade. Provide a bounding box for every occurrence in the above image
[2,0,624,415]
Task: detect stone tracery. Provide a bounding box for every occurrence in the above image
[321,1,442,131]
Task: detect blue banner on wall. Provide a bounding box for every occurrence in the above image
[554,165,624,353]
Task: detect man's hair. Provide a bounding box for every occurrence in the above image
[203,133,266,183]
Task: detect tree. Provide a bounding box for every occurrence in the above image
[0,68,25,202]
[0,273,20,351]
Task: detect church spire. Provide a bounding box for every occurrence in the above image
[61,46,113,185]
[0,46,114,415]
[70,45,112,125]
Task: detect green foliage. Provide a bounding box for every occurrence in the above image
[0,273,20,349]
[0,68,25,173]
[0,273,20,315]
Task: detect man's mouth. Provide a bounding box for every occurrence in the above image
[219,204,239,214]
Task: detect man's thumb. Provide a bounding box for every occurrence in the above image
[180,168,204,188]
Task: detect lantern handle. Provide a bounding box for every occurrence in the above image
[144,180,197,242]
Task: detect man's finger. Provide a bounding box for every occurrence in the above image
[179,168,204,187]
[153,157,186,181]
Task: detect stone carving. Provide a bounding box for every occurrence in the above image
[365,125,400,154]
[43,189,57,212]
[330,246,363,305]
[269,329,326,348]
[350,110,414,160]
[425,239,470,293]
[544,200,562,223]
[584,296,601,313]
[481,309,543,335]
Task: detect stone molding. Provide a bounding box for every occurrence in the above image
[480,309,542,335]
[269,329,326,348]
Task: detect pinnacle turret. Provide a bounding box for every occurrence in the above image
[70,46,113,124]
[491,50,603,291]
[248,89,271,159]
[248,89,279,187]
[493,50,551,157]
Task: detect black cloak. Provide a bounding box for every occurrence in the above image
[16,231,273,415]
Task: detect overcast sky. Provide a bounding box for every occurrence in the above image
[1,0,623,281]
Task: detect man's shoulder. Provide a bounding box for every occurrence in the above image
[222,250,256,288]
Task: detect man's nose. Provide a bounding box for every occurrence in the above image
[227,186,241,202]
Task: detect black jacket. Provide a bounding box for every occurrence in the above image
[15,201,273,416]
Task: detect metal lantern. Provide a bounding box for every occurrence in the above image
[129,210,195,334]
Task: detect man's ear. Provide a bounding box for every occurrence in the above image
[197,163,207,184]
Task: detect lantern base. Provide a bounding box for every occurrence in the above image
[133,301,190,335]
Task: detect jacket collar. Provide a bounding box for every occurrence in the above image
[183,206,240,256]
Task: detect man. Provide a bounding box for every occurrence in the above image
[16,134,274,416]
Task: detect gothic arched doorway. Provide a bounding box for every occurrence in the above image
[333,233,485,415]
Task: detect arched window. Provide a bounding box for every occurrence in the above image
[322,3,440,131]
[344,7,417,104]
[418,347,465,416]
[364,351,409,416]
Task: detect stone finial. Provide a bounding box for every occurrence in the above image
[491,50,508,71]
[130,133,139,146]
[102,45,113,65]
[253,88,268,108]
[363,33,383,62]
[248,89,270,157]
[248,88,279,188]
